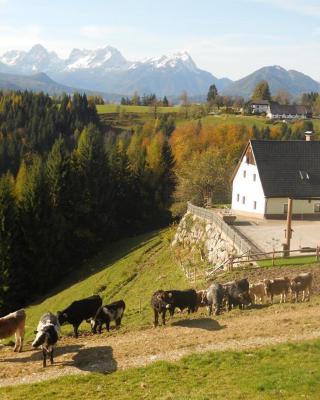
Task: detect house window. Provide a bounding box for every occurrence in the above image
[253,173,256,182]
[283,204,288,214]
[243,170,246,178]
[242,196,246,205]
[237,194,240,202]
[253,201,257,210]
[314,203,320,213]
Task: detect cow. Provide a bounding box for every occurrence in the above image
[151,290,172,327]
[151,289,197,327]
[290,272,313,302]
[57,295,102,337]
[205,283,225,316]
[196,290,208,311]
[32,312,60,367]
[264,277,291,304]
[249,282,267,304]
[164,289,198,316]
[223,278,251,311]
[0,309,26,352]
[90,300,125,334]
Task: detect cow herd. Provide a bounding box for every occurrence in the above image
[151,272,313,326]
[0,271,314,368]
[0,295,126,367]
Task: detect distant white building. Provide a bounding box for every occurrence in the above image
[250,100,270,114]
[250,100,312,120]
[231,138,320,219]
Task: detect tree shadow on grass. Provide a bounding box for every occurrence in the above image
[171,318,225,331]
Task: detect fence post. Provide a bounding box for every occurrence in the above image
[272,249,275,267]
[317,245,319,262]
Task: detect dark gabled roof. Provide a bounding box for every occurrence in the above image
[269,103,309,115]
[251,140,320,198]
[250,100,270,105]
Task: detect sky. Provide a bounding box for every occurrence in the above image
[0,0,319,80]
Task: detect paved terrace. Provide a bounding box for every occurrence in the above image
[232,215,320,253]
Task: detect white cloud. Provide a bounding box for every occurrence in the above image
[249,0,320,17]
[80,25,134,39]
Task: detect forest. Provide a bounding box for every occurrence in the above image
[0,90,315,313]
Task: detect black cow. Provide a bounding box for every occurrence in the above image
[57,295,102,337]
[91,300,126,334]
[151,289,197,327]
[32,312,60,367]
[223,278,251,311]
[151,290,172,327]
[206,283,225,316]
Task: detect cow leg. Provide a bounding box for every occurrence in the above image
[43,349,47,368]
[153,309,159,327]
[161,310,166,326]
[116,317,121,329]
[13,333,19,352]
[74,325,79,338]
[106,320,110,332]
[208,305,212,316]
[50,349,54,365]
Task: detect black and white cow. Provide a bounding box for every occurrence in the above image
[90,300,126,334]
[223,278,251,311]
[57,295,102,337]
[32,312,60,367]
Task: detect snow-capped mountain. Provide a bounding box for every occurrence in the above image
[0,44,228,96]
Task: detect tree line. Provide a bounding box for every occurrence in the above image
[0,91,175,313]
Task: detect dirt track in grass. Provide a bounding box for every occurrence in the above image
[1,295,320,388]
[1,263,320,388]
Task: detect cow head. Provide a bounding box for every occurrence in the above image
[57,311,68,325]
[32,331,46,348]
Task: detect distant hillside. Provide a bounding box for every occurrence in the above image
[223,66,320,99]
[0,71,122,101]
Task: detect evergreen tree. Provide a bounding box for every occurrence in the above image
[207,84,218,103]
[252,80,271,101]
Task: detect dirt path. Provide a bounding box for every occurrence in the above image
[1,300,320,388]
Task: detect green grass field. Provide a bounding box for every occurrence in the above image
[2,340,320,399]
[96,104,180,114]
[20,228,188,342]
[257,254,319,268]
[200,114,269,129]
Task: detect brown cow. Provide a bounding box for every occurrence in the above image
[290,272,313,302]
[264,277,290,304]
[249,282,267,304]
[0,309,26,352]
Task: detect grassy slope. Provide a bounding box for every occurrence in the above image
[96,104,180,114]
[22,228,188,341]
[2,340,320,399]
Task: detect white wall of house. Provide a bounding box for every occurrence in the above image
[232,157,266,216]
[266,198,320,215]
[252,104,269,114]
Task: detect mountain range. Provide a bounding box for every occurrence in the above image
[0,44,319,99]
[0,44,230,97]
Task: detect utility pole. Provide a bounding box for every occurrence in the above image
[283,198,293,257]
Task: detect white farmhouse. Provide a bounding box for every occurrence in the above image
[231,138,320,219]
[250,100,270,114]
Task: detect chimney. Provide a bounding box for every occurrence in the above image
[305,131,313,141]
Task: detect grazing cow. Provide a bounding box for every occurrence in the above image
[91,300,126,334]
[223,278,251,311]
[290,272,313,302]
[57,295,102,337]
[206,283,225,315]
[196,290,208,311]
[151,290,172,327]
[32,312,60,367]
[164,289,198,316]
[249,282,267,304]
[0,309,26,352]
[264,277,290,304]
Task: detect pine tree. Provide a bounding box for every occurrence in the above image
[252,80,271,101]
